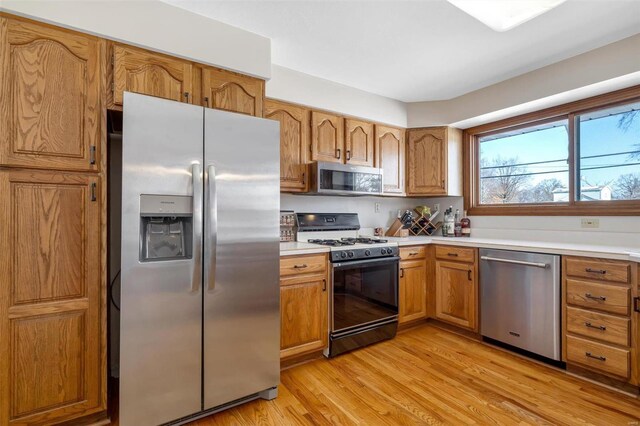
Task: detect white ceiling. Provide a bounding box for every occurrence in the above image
[163,0,640,102]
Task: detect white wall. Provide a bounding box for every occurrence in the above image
[407,33,640,129]
[281,194,463,229]
[468,216,640,249]
[0,0,272,79]
[267,65,407,127]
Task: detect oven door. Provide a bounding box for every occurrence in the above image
[331,256,399,333]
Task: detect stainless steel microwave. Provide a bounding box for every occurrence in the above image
[310,162,383,196]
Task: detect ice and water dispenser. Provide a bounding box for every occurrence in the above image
[139,195,193,262]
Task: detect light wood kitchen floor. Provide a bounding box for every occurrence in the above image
[191,323,640,425]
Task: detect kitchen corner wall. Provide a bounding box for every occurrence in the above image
[281,194,464,229]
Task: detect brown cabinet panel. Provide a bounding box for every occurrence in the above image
[399,245,426,261]
[112,43,193,105]
[566,279,630,316]
[435,245,476,263]
[280,254,327,277]
[435,259,477,330]
[399,260,427,324]
[311,111,344,163]
[0,169,103,425]
[407,127,447,195]
[202,67,264,116]
[0,17,101,172]
[566,335,630,379]
[265,99,309,192]
[565,257,630,284]
[566,306,630,347]
[344,119,374,167]
[375,125,405,194]
[280,273,328,359]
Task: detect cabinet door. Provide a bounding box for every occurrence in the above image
[435,260,477,330]
[311,111,344,163]
[375,125,405,195]
[0,169,103,425]
[0,17,101,172]
[112,43,193,105]
[202,67,264,116]
[407,128,447,195]
[280,274,328,358]
[399,260,427,324]
[265,100,309,192]
[345,119,374,167]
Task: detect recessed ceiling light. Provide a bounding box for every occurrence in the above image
[447,0,566,32]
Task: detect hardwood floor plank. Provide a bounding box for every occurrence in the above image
[190,324,640,426]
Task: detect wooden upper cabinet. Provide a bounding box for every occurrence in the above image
[0,17,101,172]
[0,169,103,425]
[407,127,447,195]
[311,111,344,163]
[201,67,264,117]
[112,43,193,106]
[265,99,309,192]
[376,125,405,195]
[344,119,374,167]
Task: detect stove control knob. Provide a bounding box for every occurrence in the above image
[364,249,371,256]
[348,251,355,258]
[380,248,387,255]
[340,252,347,259]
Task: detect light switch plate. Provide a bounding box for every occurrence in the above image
[581,218,599,228]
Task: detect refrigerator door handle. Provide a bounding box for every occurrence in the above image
[191,163,203,292]
[207,164,217,291]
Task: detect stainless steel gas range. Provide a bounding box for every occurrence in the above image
[296,213,400,357]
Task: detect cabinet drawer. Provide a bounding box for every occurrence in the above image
[399,246,426,260]
[280,254,326,277]
[435,246,475,263]
[565,258,629,284]
[566,335,630,379]
[566,307,630,347]
[566,279,630,315]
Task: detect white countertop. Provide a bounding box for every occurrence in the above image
[280,241,331,256]
[281,236,640,262]
[383,236,640,262]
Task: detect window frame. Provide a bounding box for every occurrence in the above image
[463,85,640,216]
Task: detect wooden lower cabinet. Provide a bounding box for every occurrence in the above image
[280,254,328,360]
[434,247,478,331]
[399,260,427,324]
[562,256,638,387]
[0,169,104,425]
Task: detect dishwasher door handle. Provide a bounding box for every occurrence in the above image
[480,256,548,269]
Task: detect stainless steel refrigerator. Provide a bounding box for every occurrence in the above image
[117,92,280,426]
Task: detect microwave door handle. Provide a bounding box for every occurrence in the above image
[191,163,203,293]
[207,165,218,291]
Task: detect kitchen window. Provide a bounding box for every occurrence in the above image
[464,86,640,215]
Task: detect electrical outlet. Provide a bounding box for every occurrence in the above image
[375,202,380,213]
[434,203,440,213]
[581,218,599,229]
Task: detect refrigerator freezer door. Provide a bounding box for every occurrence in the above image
[203,109,280,409]
[120,93,204,426]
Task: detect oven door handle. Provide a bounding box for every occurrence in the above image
[332,256,400,269]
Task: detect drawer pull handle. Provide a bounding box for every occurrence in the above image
[584,322,606,331]
[447,253,458,257]
[409,252,419,256]
[400,268,405,278]
[634,297,640,313]
[467,270,472,281]
[585,352,606,362]
[585,268,606,274]
[585,293,606,302]
[293,264,308,269]
[322,279,327,292]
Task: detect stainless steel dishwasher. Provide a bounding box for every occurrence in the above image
[480,248,561,360]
